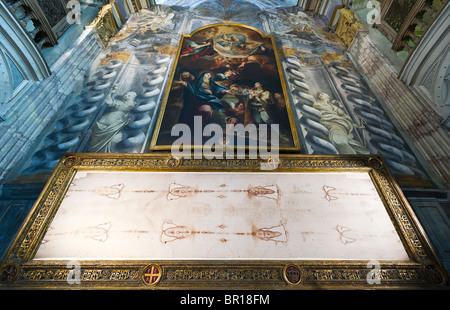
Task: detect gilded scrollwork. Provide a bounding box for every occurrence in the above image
[89,4,120,47]
[19,267,141,282]
[164,267,281,283]
[10,169,70,261]
[335,9,364,46]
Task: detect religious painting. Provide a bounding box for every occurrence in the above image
[0,153,447,289]
[150,23,300,152]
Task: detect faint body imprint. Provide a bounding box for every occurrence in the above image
[336,224,355,244]
[323,185,337,202]
[166,182,279,201]
[64,183,124,200]
[161,221,287,244]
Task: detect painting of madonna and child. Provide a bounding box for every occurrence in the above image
[150,24,300,153]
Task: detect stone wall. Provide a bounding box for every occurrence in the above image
[348,31,450,189]
[0,28,103,183]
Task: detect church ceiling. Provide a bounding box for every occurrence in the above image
[14,2,438,189]
[156,0,298,9]
[191,0,263,21]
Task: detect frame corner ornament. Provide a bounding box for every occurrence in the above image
[63,155,78,168]
[0,263,19,285]
[368,157,383,170]
[422,263,448,286]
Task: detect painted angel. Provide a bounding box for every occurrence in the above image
[180,38,214,60]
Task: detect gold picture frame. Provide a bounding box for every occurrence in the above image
[149,23,301,153]
[0,153,447,289]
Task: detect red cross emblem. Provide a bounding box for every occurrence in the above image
[142,265,162,286]
[267,156,280,169]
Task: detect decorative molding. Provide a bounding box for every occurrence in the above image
[88,3,120,47]
[335,9,364,46]
[0,1,50,80]
[0,0,51,117]
[399,2,450,126]
[20,0,59,46]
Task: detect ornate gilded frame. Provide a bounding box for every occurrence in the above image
[149,23,301,153]
[0,153,447,289]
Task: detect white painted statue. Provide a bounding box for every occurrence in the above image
[89,86,137,153]
[313,92,369,155]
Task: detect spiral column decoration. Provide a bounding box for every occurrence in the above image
[283,56,339,154]
[116,55,171,153]
[20,60,123,175]
[329,62,427,179]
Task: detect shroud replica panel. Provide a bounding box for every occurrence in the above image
[0,154,447,289]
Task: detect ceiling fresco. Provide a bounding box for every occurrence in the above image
[156,0,298,9]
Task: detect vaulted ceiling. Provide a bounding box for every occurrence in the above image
[156,0,297,9]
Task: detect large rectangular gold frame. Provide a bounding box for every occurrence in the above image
[149,23,301,153]
[0,153,447,289]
